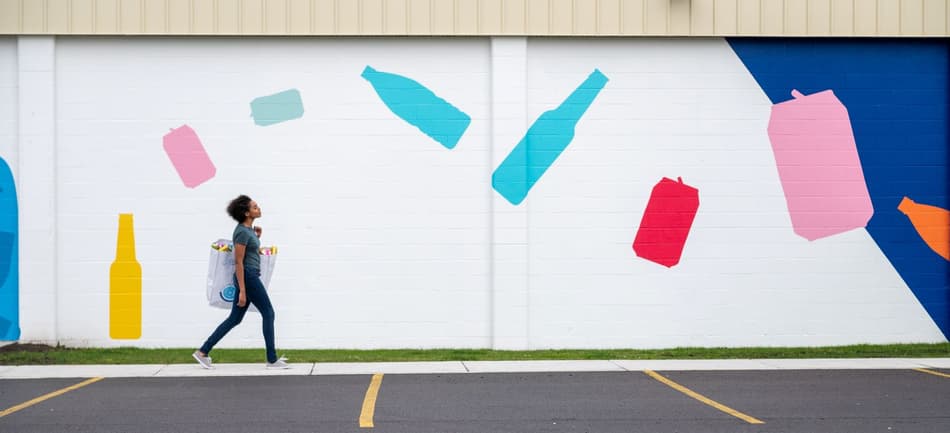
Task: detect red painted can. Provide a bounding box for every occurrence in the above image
[633,177,700,268]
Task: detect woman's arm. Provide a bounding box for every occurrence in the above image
[234,243,247,307]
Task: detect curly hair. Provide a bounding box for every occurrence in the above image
[226,195,253,223]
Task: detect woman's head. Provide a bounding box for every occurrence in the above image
[227,195,261,223]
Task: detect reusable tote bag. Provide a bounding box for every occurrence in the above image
[206,239,278,312]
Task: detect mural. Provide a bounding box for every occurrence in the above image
[767,89,873,241]
[492,69,608,205]
[6,38,947,347]
[729,38,950,338]
[361,66,471,150]
[162,125,216,189]
[633,177,700,268]
[0,156,17,341]
[249,89,305,126]
[110,213,141,339]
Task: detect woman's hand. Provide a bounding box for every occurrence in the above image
[253,226,262,238]
[238,291,247,307]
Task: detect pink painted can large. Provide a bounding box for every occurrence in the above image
[767,89,873,241]
[162,125,216,188]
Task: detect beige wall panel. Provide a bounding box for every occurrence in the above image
[143,0,166,33]
[407,0,429,34]
[48,0,72,33]
[923,0,946,34]
[621,0,644,34]
[5,0,950,36]
[479,0,502,34]
[669,0,690,35]
[384,0,407,34]
[241,0,264,33]
[431,0,454,34]
[759,0,782,34]
[645,0,668,34]
[263,0,289,33]
[877,0,900,34]
[901,0,924,33]
[216,0,240,33]
[0,0,21,33]
[575,0,596,34]
[312,0,335,34]
[738,0,760,34]
[96,0,119,33]
[72,0,96,33]
[526,0,549,33]
[784,0,807,34]
[830,0,853,35]
[597,0,620,34]
[549,0,572,34]
[22,0,47,32]
[287,0,310,33]
[807,0,831,34]
[335,0,358,33]
[193,0,216,33]
[854,0,877,34]
[361,0,384,33]
[714,0,737,35]
[166,0,190,34]
[503,0,526,34]
[455,0,477,34]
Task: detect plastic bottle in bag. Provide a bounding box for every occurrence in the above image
[767,89,873,241]
[633,177,700,268]
[110,214,142,339]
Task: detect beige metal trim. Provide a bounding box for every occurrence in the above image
[1,0,948,36]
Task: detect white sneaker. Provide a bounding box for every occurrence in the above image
[192,351,213,369]
[266,356,290,369]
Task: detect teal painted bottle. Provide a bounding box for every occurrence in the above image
[492,69,609,205]
[0,156,18,340]
[361,66,471,149]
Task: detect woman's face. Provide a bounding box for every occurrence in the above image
[247,200,262,219]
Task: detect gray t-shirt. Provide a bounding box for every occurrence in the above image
[233,224,261,271]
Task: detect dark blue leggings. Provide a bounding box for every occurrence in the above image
[200,268,277,363]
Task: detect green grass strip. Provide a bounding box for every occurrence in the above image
[1,343,948,365]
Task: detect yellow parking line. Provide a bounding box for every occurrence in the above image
[0,377,104,419]
[914,368,950,378]
[359,373,384,428]
[643,370,764,424]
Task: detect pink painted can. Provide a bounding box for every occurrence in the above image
[162,125,216,188]
[767,89,874,241]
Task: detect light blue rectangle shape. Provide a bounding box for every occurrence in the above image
[250,89,304,126]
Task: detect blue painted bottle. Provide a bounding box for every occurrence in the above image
[492,69,608,205]
[361,66,471,149]
[0,156,18,340]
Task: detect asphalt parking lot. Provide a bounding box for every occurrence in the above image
[1,367,948,433]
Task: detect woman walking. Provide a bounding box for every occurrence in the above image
[193,195,289,369]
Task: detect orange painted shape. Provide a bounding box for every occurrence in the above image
[898,197,950,261]
[110,213,142,339]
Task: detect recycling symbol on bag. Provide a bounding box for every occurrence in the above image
[220,285,237,302]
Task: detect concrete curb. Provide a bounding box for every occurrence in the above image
[1,358,949,379]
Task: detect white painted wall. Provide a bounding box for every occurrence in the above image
[4,36,945,350]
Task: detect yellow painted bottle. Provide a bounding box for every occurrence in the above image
[110,213,141,339]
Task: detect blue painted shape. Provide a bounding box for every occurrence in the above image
[250,89,304,126]
[361,66,471,149]
[0,156,18,341]
[492,69,609,205]
[728,38,949,339]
